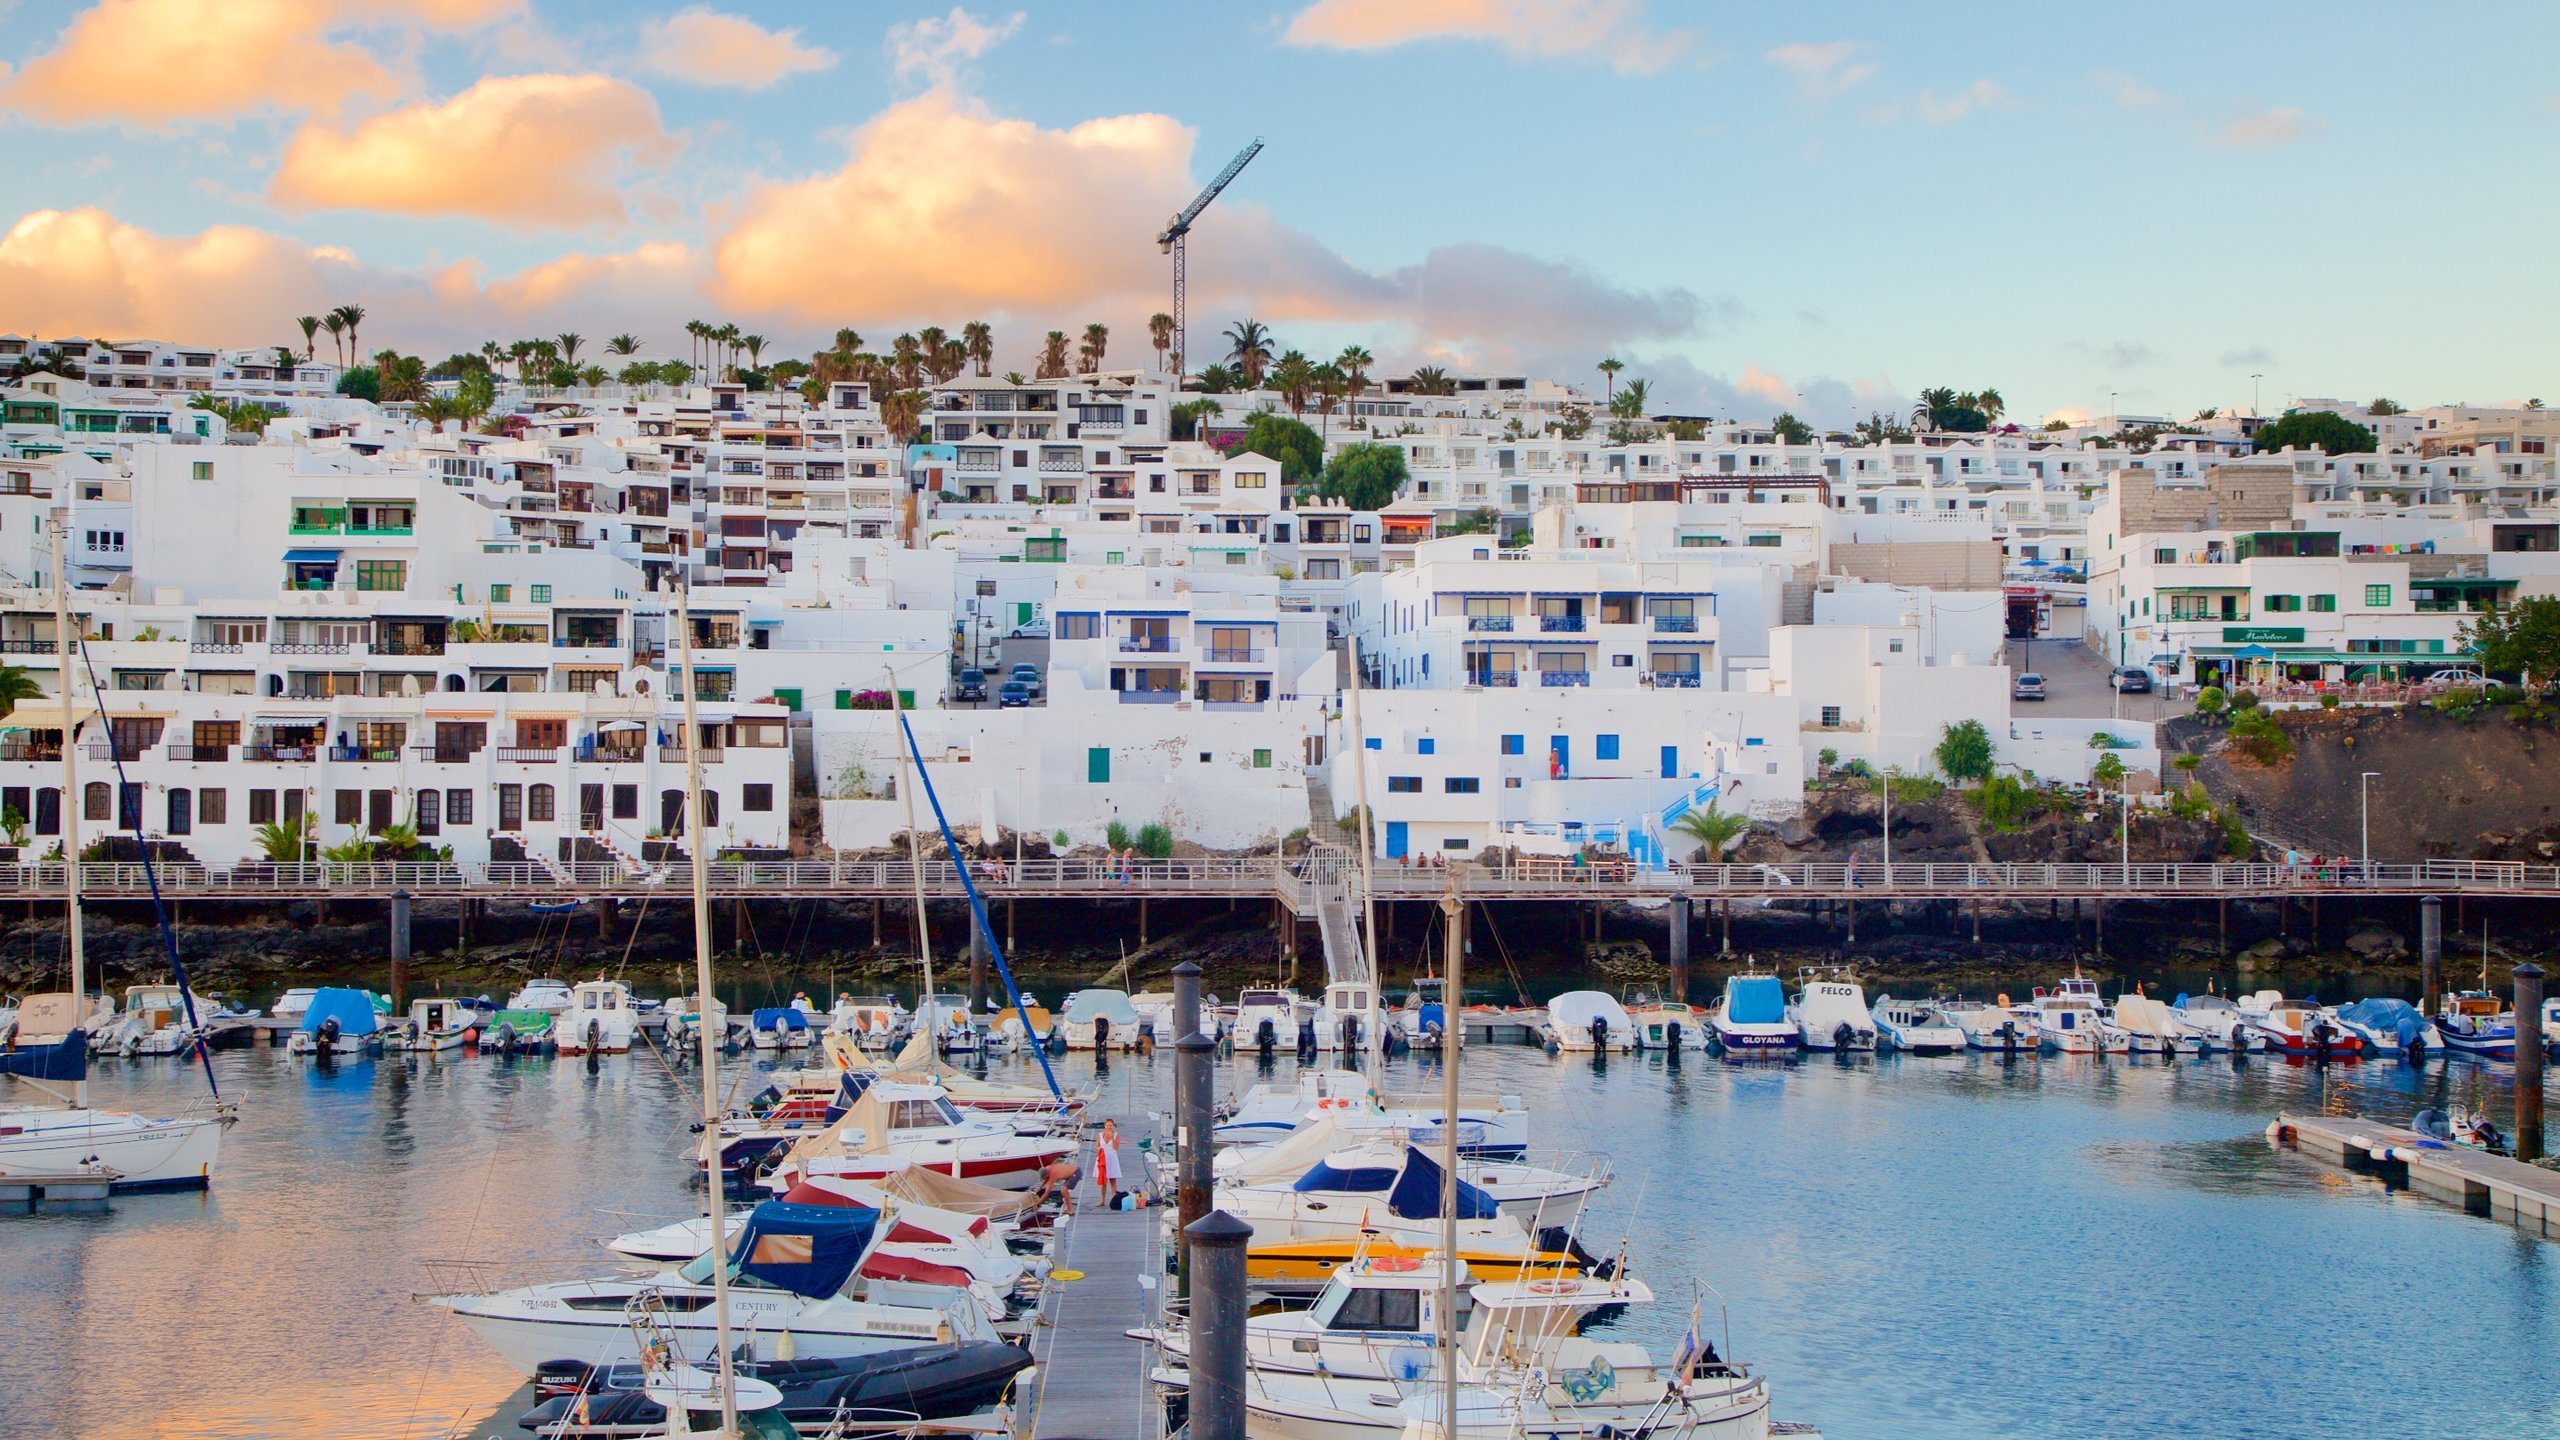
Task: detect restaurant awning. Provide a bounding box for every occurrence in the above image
[0,702,97,732]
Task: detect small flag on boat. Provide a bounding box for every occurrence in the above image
[1671,1300,1703,1379]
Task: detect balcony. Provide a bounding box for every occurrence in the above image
[1651,615,1700,633]
[328,745,401,762]
[1467,615,1515,632]
[85,742,154,762]
[579,748,646,764]
[410,745,479,764]
[273,643,362,656]
[1119,636,1177,654]
[0,637,64,654]
[165,743,229,762]
[1470,671,1519,688]
[1117,690,1180,705]
[0,740,62,762]
[347,524,414,537]
[1647,672,1703,689]
[1538,614,1588,633]
[1203,647,1266,664]
[1538,671,1592,688]
[495,746,559,763]
[660,744,723,761]
[240,744,317,763]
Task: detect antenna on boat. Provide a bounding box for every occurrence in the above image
[675,568,740,1435]
[888,664,941,1087]
[48,516,86,1111]
[1435,860,1463,1440]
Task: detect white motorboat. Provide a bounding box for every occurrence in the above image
[2026,977,2122,1053]
[1708,974,1798,1055]
[1790,969,1877,1052]
[1209,1142,1602,1292]
[286,987,382,1056]
[1211,1067,1530,1158]
[608,1180,1034,1302]
[762,1077,1074,1193]
[0,993,225,1190]
[1629,995,1708,1052]
[1942,998,2035,1053]
[2168,992,2263,1052]
[270,987,319,1024]
[746,1006,814,1052]
[1055,988,1144,1051]
[1233,986,1307,1053]
[2111,992,2200,1055]
[916,992,981,1053]
[1540,991,1634,1053]
[1869,994,1965,1055]
[1217,1131,1607,1227]
[664,991,729,1050]
[507,978,577,1016]
[2244,994,2364,1059]
[94,983,206,1058]
[829,994,907,1048]
[390,997,483,1052]
[554,979,641,1055]
[434,1198,1003,1376]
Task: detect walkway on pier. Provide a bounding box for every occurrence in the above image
[2278,1111,2560,1236]
[1022,1115,1164,1440]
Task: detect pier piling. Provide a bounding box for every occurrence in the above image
[1185,1211,1252,1440]
[1174,960,1212,1294]
[2517,963,2545,1163]
[1720,895,1732,955]
[2421,895,2444,1013]
[591,896,619,940]
[965,905,988,1012]
[387,888,411,1008]
[1667,896,1690,1003]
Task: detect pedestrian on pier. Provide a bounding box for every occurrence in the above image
[1093,1118,1125,1207]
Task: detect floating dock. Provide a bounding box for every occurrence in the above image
[2274,1111,2560,1235]
[0,1170,114,1211]
[1019,1114,1165,1440]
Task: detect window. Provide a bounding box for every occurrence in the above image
[1232,469,1265,488]
[976,580,997,596]
[355,559,406,592]
[335,789,361,825]
[1500,734,1524,756]
[1252,749,1272,769]
[1087,747,1111,783]
[249,789,277,825]
[1058,613,1099,640]
[1444,777,1480,794]
[2310,594,2337,612]
[2153,547,2176,563]
[1595,734,1620,761]
[1417,738,1436,755]
[2364,584,2392,607]
[2262,594,2300,612]
[1820,706,1842,728]
[1887,639,1904,653]
[1443,838,1470,850]
[530,584,551,604]
[612,783,639,820]
[743,783,774,812]
[191,461,213,481]
[1387,776,1422,793]
[416,789,440,836]
[198,789,226,825]
[488,584,510,603]
[527,784,555,823]
[445,788,472,825]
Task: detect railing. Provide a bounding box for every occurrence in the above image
[659,745,721,761]
[375,641,446,657]
[165,743,227,762]
[188,641,248,654]
[1646,672,1702,688]
[1118,690,1180,704]
[1651,615,1700,633]
[273,643,363,655]
[240,744,317,762]
[410,746,480,763]
[1539,615,1587,633]
[0,638,64,654]
[1471,671,1519,687]
[1467,616,1515,632]
[1539,671,1592,687]
[329,746,402,762]
[347,525,414,537]
[0,742,62,762]
[1203,647,1265,664]
[84,743,152,762]
[580,749,646,764]
[1119,637,1176,653]
[494,746,559,763]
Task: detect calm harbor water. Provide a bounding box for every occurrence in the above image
[3,1040,2554,1440]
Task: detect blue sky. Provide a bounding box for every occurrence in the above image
[0,1,2552,423]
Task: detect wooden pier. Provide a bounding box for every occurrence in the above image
[1020,1115,1166,1440]
[2275,1111,2560,1235]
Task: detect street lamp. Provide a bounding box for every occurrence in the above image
[2360,771,2380,865]
[2251,373,2264,418]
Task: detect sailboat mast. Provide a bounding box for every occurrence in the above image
[889,667,939,1083]
[1344,637,1381,999]
[676,574,740,1435]
[1437,868,1463,1440]
[50,517,85,1109]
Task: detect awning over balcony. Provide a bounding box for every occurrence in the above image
[0,702,97,732]
[281,548,341,564]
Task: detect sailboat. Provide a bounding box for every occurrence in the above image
[0,521,226,1191]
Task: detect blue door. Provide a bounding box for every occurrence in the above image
[1548,735,1570,779]
[1384,822,1409,859]
[1660,744,1679,779]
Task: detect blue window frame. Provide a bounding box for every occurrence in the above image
[1417,737,1436,755]
[1595,734,1620,761]
[1500,734,1524,755]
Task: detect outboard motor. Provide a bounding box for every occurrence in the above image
[1340,1014,1362,1054]
[316,1016,341,1053]
[1534,1226,1613,1278]
[1997,1019,2019,1050]
[1832,1021,1855,1051]
[1589,1016,1610,1051]
[1664,1019,1685,1055]
[1296,1016,1318,1060]
[2306,1018,2332,1062]
[1093,1015,1112,1052]
[2229,1024,2248,1054]
[1255,1017,1277,1054]
[492,1020,517,1055]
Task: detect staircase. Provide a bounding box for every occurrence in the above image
[1781,575,1817,626]
[1308,858,1369,988]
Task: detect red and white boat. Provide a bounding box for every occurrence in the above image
[2245,994,2364,1059]
[764,1078,1075,1192]
[609,1176,1035,1301]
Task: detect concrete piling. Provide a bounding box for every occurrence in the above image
[387,889,411,1009]
[965,905,989,1013]
[1185,1210,1252,1440]
[592,896,619,940]
[2421,895,2444,1013]
[2516,963,2545,1163]
[1174,961,1213,1294]
[1666,896,1690,1004]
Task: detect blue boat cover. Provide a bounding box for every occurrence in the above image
[1294,1161,1398,1194]
[298,987,381,1036]
[1386,1146,1500,1222]
[752,1007,810,1031]
[0,1030,88,1082]
[729,1199,878,1298]
[1725,976,1785,1025]
[2338,999,2428,1046]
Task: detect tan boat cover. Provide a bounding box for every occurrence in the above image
[882,1164,1043,1220]
[1221,1116,1348,1184]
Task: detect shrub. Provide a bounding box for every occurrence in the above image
[2230,689,2260,711]
[1053,830,1070,849]
[2193,685,2227,718]
[2087,731,2126,750]
[2318,693,2340,710]
[2092,752,2127,787]
[1105,819,1132,851]
[2171,751,2202,773]
[1135,821,1174,859]
[2227,708,2294,764]
[1975,773,2036,832]
[1934,719,1995,782]
[1817,747,1839,774]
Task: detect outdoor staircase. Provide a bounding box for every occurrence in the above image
[1781,576,1818,626]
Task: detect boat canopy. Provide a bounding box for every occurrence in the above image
[1224,1117,1351,1184]
[0,995,87,1081]
[2337,998,2428,1046]
[727,1199,878,1299]
[298,987,382,1037]
[1060,989,1141,1027]
[1546,991,1632,1033]
[2173,993,2238,1014]
[752,1007,811,1031]
[879,1164,1042,1221]
[1294,1158,1401,1195]
[1723,976,1785,1025]
[1385,1146,1499,1222]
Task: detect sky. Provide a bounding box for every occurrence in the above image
[0,0,2553,425]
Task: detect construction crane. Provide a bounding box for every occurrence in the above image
[1157,136,1263,379]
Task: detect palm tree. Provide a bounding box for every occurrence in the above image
[832,327,863,359]
[321,314,347,367]
[715,323,741,379]
[1191,363,1243,394]
[334,304,367,373]
[891,333,923,389]
[1406,365,1453,396]
[555,332,584,370]
[1596,356,1623,401]
[1148,312,1175,370]
[479,339,504,374]
[606,333,640,357]
[1223,319,1274,386]
[1270,350,1314,414]
[253,814,315,863]
[961,321,993,377]
[880,388,929,442]
[1976,387,2006,422]
[295,315,321,361]
[577,364,607,389]
[1611,377,1652,419]
[1911,386,1959,432]
[684,320,708,372]
[0,664,39,720]
[1313,363,1347,441]
[740,334,766,372]
[1079,323,1110,375]
[1334,345,1373,398]
[1036,331,1070,380]
[914,326,949,381]
[934,338,966,383]
[1671,804,1750,860]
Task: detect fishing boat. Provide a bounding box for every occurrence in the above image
[1628,994,1707,1053]
[1128,990,1181,1046]
[553,980,641,1056]
[507,978,577,1017]
[1314,980,1387,1054]
[92,983,206,1058]
[1941,998,2034,1053]
[747,1006,814,1052]
[2110,992,2198,1056]
[2168,992,2263,1052]
[1054,988,1143,1051]
[663,992,729,1051]
[1233,986,1307,1054]
[390,997,483,1052]
[1790,969,1878,1052]
[2246,995,2363,1059]
[2025,977,2121,1053]
[1540,991,1634,1053]
[1209,1143,1606,1293]
[485,1008,556,1054]
[1869,994,1965,1055]
[2332,999,2431,1059]
[2434,990,2525,1060]
[1707,974,1798,1054]
[287,987,382,1056]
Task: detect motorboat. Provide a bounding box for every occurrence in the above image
[517,1341,1033,1437]
[1314,980,1386,1054]
[747,1007,814,1052]
[761,1076,1075,1192]
[2246,995,2363,1059]
[391,997,483,1052]
[1628,995,1707,1052]
[287,987,382,1056]
[609,1177,1037,1302]
[1233,986,1307,1054]
[917,993,981,1054]
[842,1031,1087,1122]
[485,1009,555,1054]
[1540,991,1634,1053]
[93,983,205,1058]
[271,987,319,1024]
[2433,990,2524,1060]
[0,992,225,1190]
[1942,998,2034,1053]
[1869,995,1965,1055]
[1400,976,1452,1044]
[1708,974,1798,1055]
[1055,988,1143,1051]
[988,995,1054,1052]
[555,980,641,1055]
[2333,999,2431,1059]
[1212,1068,1530,1158]
[1215,1129,1608,1227]
[1127,990,1181,1047]
[2168,993,2263,1052]
[2026,977,2121,1054]
[1790,969,1877,1052]
[1207,1142,1605,1293]
[2109,993,2199,1056]
[829,994,907,1049]
[507,978,577,1016]
[432,1198,1005,1376]
[663,991,729,1051]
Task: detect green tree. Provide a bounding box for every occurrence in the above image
[605,333,641,356]
[252,814,314,863]
[2193,685,2227,719]
[1147,312,1175,369]
[2254,409,2377,455]
[2092,752,2127,787]
[1234,413,1324,485]
[295,313,321,360]
[2463,595,2560,691]
[1934,718,1995,782]
[1191,363,1243,394]
[1596,356,1623,401]
[1222,318,1274,385]
[1406,366,1455,395]
[1170,398,1223,441]
[1315,442,1410,510]
[1771,411,1813,445]
[1671,803,1750,859]
[335,367,380,401]
[2365,397,2405,416]
[0,664,38,720]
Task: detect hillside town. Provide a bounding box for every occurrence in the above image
[2,326,2553,873]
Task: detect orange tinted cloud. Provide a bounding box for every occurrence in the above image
[640,7,838,90]
[268,74,679,229]
[0,0,400,127]
[1282,0,1697,73]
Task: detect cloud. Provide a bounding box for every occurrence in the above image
[2100,340,2156,368]
[1767,41,1874,99]
[1913,79,2011,124]
[1736,365,1793,405]
[2212,104,2317,149]
[2091,70,2165,108]
[1282,0,1699,74]
[2220,346,2276,368]
[337,0,524,27]
[0,0,401,128]
[635,6,835,89]
[269,74,679,229]
[707,91,1716,364]
[888,7,1025,87]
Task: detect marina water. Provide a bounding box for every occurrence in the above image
[4,1042,2554,1439]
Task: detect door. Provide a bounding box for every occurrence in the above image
[1660,745,1679,779]
[1548,735,1570,779]
[1087,746,1111,783]
[1384,822,1409,859]
[1016,601,1035,626]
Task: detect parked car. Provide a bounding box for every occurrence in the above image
[1007,618,1049,639]
[2110,667,2152,694]
[1009,663,1042,699]
[2013,673,2047,701]
[954,668,988,702]
[996,680,1033,708]
[2420,669,2486,691]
